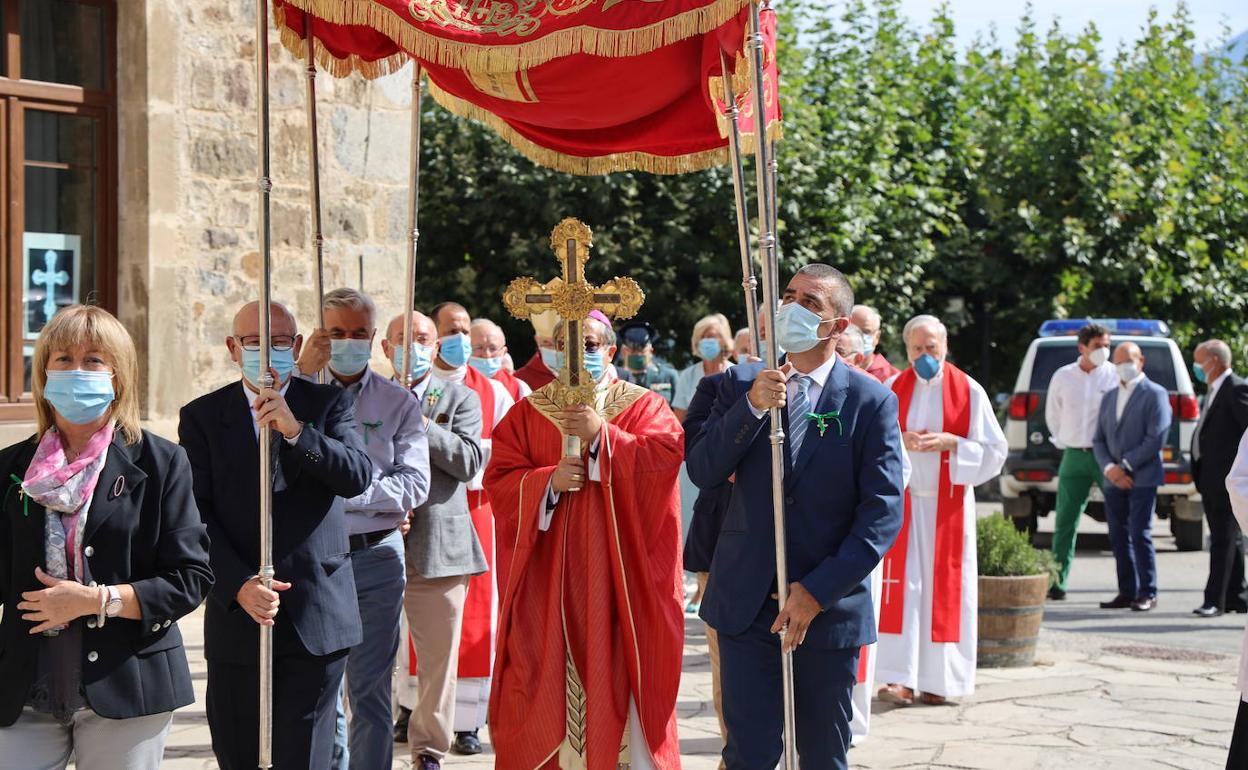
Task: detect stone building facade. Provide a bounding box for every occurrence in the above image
[1,0,416,443]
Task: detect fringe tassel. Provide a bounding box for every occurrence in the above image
[426,79,731,175]
[279,0,750,73]
[275,4,413,80]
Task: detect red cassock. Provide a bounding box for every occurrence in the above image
[271,0,781,174]
[483,381,684,770]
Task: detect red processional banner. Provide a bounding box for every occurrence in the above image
[272,0,781,174]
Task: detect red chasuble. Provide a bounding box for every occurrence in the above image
[460,366,499,679]
[880,364,972,643]
[484,381,685,770]
[516,351,557,391]
[493,367,523,401]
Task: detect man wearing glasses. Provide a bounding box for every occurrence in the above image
[179,301,373,770]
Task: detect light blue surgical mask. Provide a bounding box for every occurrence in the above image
[241,347,296,388]
[914,354,941,381]
[1193,361,1207,384]
[697,338,723,361]
[329,338,372,377]
[540,347,561,372]
[469,356,504,378]
[735,353,751,366]
[862,337,876,358]
[391,343,434,381]
[774,302,833,355]
[439,333,471,368]
[43,370,115,425]
[555,350,608,381]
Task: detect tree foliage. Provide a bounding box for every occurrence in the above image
[414,0,1248,392]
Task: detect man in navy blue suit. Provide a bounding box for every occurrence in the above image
[687,264,905,769]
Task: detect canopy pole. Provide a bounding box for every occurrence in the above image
[252,1,275,768]
[303,15,326,382]
[749,2,797,767]
[400,65,425,388]
[719,50,760,357]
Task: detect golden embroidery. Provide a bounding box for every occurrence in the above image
[407,0,674,40]
[528,380,646,432]
[466,67,540,102]
[560,646,589,770]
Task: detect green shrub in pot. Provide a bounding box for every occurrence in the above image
[977,514,1059,581]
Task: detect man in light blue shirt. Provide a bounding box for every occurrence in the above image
[297,288,431,770]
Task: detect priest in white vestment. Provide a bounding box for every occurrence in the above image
[876,314,1006,705]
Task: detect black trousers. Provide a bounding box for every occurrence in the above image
[1204,490,1248,611]
[206,648,348,770]
[1228,698,1248,769]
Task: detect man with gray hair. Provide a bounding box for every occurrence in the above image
[296,288,431,769]
[1191,339,1248,617]
[850,304,900,382]
[836,323,868,368]
[876,313,1006,707]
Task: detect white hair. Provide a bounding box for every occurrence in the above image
[838,323,866,355]
[323,287,376,323]
[1201,340,1232,367]
[734,327,750,341]
[471,317,504,337]
[851,304,881,326]
[903,314,948,345]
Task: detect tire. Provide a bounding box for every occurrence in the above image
[1003,497,1037,543]
[1172,516,1204,552]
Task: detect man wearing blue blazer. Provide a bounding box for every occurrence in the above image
[1093,341,1172,612]
[687,264,905,770]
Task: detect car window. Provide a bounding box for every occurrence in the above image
[1028,339,1177,392]
[1133,341,1177,391]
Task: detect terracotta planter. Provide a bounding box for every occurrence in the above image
[977,573,1048,668]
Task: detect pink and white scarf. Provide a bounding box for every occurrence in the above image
[22,422,114,584]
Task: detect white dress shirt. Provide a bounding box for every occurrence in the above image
[1223,428,1248,699]
[1115,370,1145,420]
[1045,359,1118,449]
[239,379,299,443]
[746,354,838,421]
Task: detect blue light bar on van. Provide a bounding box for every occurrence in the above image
[1038,319,1171,338]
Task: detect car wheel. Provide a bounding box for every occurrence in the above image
[1007,510,1039,543]
[1171,516,1204,552]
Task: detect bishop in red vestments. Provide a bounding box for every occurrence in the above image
[484,315,685,770]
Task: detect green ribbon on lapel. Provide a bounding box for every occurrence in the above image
[8,473,28,517]
[805,410,843,438]
[362,420,383,443]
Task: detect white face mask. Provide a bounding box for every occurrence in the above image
[1088,347,1110,367]
[1116,361,1139,383]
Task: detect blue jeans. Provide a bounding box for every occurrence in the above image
[1103,484,1158,600]
[330,529,406,770]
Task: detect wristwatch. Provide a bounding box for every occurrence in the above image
[104,585,122,618]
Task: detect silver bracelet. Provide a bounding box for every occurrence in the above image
[96,585,107,628]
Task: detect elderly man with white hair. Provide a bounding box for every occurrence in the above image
[836,323,868,368]
[850,304,900,382]
[875,314,1006,706]
[470,317,532,401]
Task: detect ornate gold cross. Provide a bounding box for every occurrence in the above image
[503,218,644,455]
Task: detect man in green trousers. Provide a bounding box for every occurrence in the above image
[1044,323,1118,600]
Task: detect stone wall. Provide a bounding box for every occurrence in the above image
[119,0,417,421]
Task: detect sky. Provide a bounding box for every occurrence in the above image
[896,1,1248,53]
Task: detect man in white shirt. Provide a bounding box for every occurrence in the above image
[1043,323,1117,600]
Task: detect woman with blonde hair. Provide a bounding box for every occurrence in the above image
[0,305,212,770]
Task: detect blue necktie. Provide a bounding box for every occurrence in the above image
[788,375,813,459]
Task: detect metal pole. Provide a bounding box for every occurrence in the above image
[252,1,275,768]
[400,65,424,389]
[719,50,760,357]
[303,15,326,383]
[749,2,797,767]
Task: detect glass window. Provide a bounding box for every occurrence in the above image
[21,109,99,391]
[19,0,105,90]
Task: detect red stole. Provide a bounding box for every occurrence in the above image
[460,366,498,678]
[493,368,523,401]
[880,364,972,643]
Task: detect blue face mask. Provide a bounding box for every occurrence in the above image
[241,347,296,388]
[555,350,608,381]
[1193,361,1207,384]
[735,353,751,366]
[862,337,876,358]
[914,353,942,381]
[392,343,434,381]
[469,356,504,378]
[540,347,561,372]
[697,338,722,361]
[438,333,471,369]
[329,338,372,377]
[43,370,115,425]
[774,302,833,355]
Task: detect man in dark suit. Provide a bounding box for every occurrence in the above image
[179,301,372,770]
[1191,340,1248,616]
[687,264,905,770]
[1093,341,1171,613]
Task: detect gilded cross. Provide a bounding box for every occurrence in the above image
[503,218,644,455]
[32,250,69,323]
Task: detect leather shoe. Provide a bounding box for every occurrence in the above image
[417,755,441,770]
[1099,595,1133,609]
[877,683,914,706]
[1047,586,1067,601]
[919,692,948,706]
[1193,604,1223,617]
[1132,596,1157,612]
[1227,605,1248,614]
[394,706,411,744]
[453,731,483,755]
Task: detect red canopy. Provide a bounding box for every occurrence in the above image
[273,0,780,174]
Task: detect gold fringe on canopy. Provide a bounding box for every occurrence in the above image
[278,0,751,74]
[276,3,412,79]
[427,78,733,175]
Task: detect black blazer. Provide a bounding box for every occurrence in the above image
[178,378,371,664]
[682,373,733,574]
[1193,373,1248,496]
[0,430,213,725]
